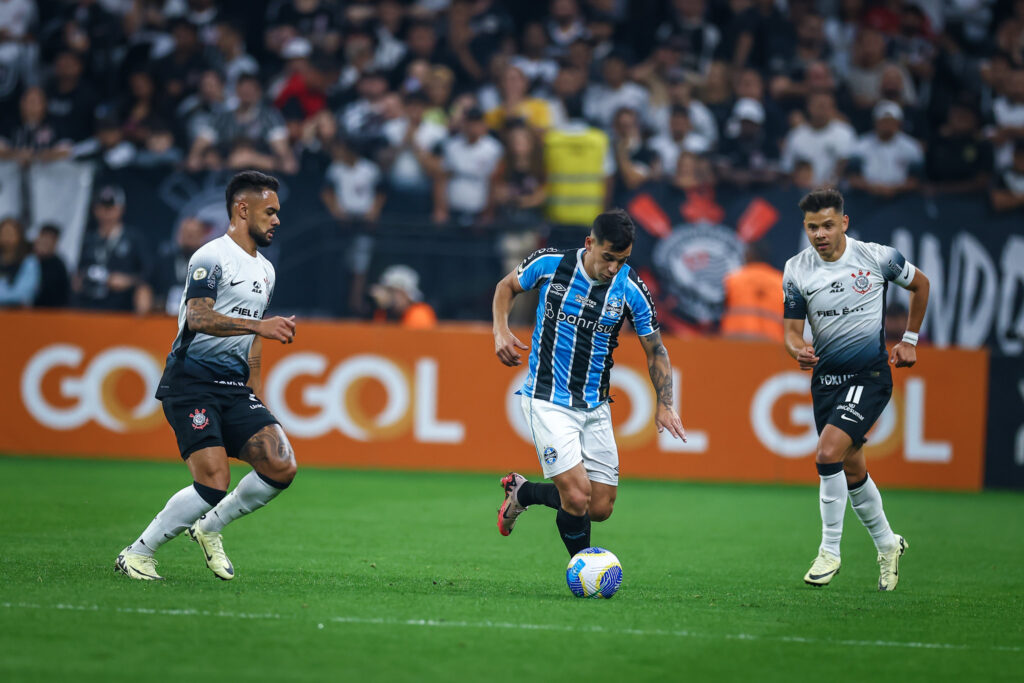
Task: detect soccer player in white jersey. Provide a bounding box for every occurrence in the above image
[492,209,687,558]
[783,188,930,591]
[116,171,298,581]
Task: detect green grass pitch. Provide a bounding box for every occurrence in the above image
[1,455,1021,682]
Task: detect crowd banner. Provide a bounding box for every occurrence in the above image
[0,311,988,491]
[27,160,94,271]
[984,355,1024,489]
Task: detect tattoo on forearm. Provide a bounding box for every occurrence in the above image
[649,345,673,407]
[187,298,257,336]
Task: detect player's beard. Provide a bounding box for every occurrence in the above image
[251,225,273,248]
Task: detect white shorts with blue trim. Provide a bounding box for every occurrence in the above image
[520,395,619,486]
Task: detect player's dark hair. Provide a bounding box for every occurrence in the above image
[798,188,844,215]
[225,171,279,218]
[592,208,635,251]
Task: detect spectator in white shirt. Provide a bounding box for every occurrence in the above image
[992,69,1024,169]
[847,100,924,198]
[434,106,504,226]
[780,91,857,186]
[583,51,650,131]
[380,90,447,218]
[649,106,712,178]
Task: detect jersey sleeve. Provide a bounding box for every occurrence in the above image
[873,243,916,287]
[624,270,659,336]
[515,248,561,290]
[782,261,807,320]
[183,250,223,302]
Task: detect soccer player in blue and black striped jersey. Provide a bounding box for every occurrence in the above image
[492,209,687,557]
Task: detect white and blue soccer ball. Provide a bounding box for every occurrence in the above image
[566,547,623,599]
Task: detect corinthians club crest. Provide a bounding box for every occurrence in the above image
[189,408,210,430]
[851,269,872,294]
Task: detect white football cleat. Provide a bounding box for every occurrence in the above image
[804,549,842,586]
[497,472,527,537]
[877,534,908,591]
[115,547,163,581]
[187,524,235,581]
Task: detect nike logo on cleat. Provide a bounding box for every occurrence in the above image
[808,570,838,580]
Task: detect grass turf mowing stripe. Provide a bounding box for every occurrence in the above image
[4,601,1020,654]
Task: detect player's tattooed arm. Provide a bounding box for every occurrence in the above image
[186,298,296,343]
[248,336,263,397]
[639,330,673,407]
[639,330,687,441]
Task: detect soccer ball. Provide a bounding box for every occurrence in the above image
[566,547,623,598]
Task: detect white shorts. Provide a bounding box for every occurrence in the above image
[520,394,619,486]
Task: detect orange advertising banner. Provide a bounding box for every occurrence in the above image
[0,311,989,490]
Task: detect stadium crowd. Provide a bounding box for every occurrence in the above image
[1,0,1023,331]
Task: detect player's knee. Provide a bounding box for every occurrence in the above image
[561,489,590,516]
[590,501,614,522]
[815,444,844,464]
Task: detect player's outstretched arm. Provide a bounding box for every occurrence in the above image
[638,330,687,441]
[492,271,529,366]
[784,318,819,371]
[890,269,930,368]
[186,297,296,343]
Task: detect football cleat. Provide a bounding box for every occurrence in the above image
[497,472,528,537]
[804,549,842,586]
[187,524,235,581]
[115,547,163,581]
[877,534,908,591]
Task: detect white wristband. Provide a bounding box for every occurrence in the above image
[901,331,919,346]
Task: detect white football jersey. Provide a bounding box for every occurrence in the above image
[783,237,915,376]
[157,235,275,396]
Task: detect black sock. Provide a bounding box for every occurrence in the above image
[555,508,591,556]
[518,482,561,509]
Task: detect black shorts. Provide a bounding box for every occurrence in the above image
[162,389,279,460]
[811,369,892,446]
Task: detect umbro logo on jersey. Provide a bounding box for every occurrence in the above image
[550,283,566,293]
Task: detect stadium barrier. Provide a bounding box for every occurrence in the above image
[0,310,989,491]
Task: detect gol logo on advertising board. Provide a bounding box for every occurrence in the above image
[21,344,163,432]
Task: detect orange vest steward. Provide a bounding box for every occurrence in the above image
[720,263,784,342]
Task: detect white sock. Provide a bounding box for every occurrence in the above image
[818,469,847,557]
[128,484,216,557]
[197,472,284,533]
[849,474,897,552]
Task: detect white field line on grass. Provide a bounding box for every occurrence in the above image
[2,601,1021,654]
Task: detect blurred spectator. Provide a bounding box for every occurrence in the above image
[133,120,183,167]
[0,0,36,44]
[188,73,297,174]
[337,69,391,145]
[152,19,207,105]
[583,51,650,130]
[484,64,552,132]
[890,3,937,86]
[380,90,446,218]
[715,98,780,187]
[543,96,611,246]
[697,60,734,129]
[271,37,327,119]
[0,87,73,165]
[119,69,161,147]
[491,122,546,223]
[609,107,660,202]
[45,50,97,143]
[510,22,558,88]
[267,0,341,57]
[374,0,408,76]
[654,0,720,78]
[392,20,446,88]
[424,65,456,127]
[73,186,151,314]
[768,12,831,98]
[926,99,993,193]
[780,91,856,186]
[650,74,718,147]
[991,141,1024,211]
[0,216,40,308]
[730,67,787,143]
[71,113,135,168]
[731,0,792,72]
[847,100,924,198]
[845,29,916,113]
[992,69,1024,169]
[434,106,504,225]
[322,134,385,314]
[212,22,259,99]
[672,150,716,195]
[148,216,209,315]
[650,106,711,177]
[585,11,617,66]
[720,240,783,342]
[545,0,587,57]
[0,19,38,135]
[32,223,69,308]
[370,264,437,329]
[176,68,228,146]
